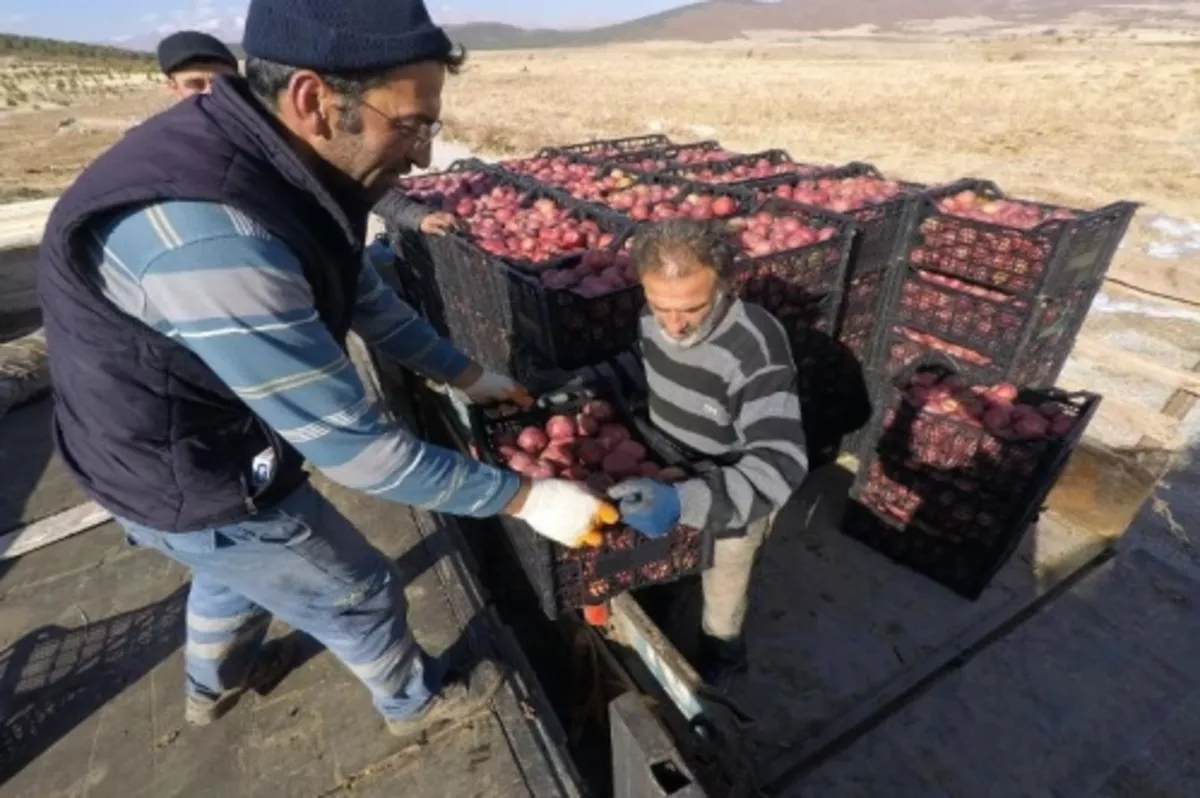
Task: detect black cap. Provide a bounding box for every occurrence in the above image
[243,0,452,73]
[157,30,239,75]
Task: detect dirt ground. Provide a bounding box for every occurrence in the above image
[0,81,166,202]
[1,34,1195,210]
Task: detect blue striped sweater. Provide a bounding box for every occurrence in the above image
[86,198,519,518]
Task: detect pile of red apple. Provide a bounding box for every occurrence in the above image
[935,190,1077,230]
[462,190,619,266]
[488,399,702,601]
[538,249,640,298]
[615,147,738,173]
[726,211,839,258]
[604,185,742,221]
[757,175,912,213]
[399,169,503,210]
[492,399,685,488]
[854,371,1082,530]
[902,371,1076,441]
[674,156,826,185]
[499,156,609,201]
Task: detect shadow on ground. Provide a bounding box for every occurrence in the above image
[0,585,186,782]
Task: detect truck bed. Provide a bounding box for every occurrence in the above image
[0,398,583,798]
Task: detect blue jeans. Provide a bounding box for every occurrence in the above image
[118,484,439,721]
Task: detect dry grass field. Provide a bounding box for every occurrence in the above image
[0,57,163,202]
[0,31,1196,298]
[1,33,1195,216]
[441,35,1198,221]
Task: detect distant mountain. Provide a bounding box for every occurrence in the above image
[104,0,1198,56]
[444,0,1195,49]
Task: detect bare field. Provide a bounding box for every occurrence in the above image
[0,60,164,202]
[0,34,1196,242]
[442,36,1198,221]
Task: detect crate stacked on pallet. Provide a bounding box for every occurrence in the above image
[742,163,926,367]
[469,384,713,618]
[379,164,641,377]
[881,179,1138,389]
[658,149,835,185]
[723,198,857,397]
[842,360,1101,599]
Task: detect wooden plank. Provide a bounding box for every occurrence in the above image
[1071,336,1200,396]
[1052,378,1184,450]
[0,501,113,560]
[1107,260,1200,309]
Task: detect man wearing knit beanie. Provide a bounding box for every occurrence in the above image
[37,0,618,748]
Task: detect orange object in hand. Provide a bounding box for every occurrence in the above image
[579,502,619,548]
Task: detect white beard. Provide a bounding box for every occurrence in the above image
[660,291,729,350]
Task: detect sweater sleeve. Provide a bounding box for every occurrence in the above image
[374,191,433,231]
[90,199,519,518]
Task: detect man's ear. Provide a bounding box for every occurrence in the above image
[284,70,334,139]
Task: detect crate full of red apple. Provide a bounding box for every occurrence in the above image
[841,363,1100,599]
[469,388,711,618]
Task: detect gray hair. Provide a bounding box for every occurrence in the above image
[244,46,468,134]
[630,219,736,281]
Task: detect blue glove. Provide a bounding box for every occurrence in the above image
[607,479,681,539]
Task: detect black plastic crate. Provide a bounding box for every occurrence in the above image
[385,171,642,373]
[837,267,904,369]
[544,134,674,160]
[461,182,634,276]
[468,384,713,618]
[742,165,924,375]
[381,158,502,216]
[902,179,1138,298]
[658,149,829,185]
[842,360,1100,599]
[886,267,1099,387]
[590,140,738,172]
[730,197,858,306]
[749,163,924,276]
[507,262,647,371]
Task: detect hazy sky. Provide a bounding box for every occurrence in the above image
[0,0,702,43]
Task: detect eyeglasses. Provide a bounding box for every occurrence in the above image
[359,99,442,145]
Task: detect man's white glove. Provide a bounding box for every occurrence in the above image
[513,479,619,548]
[451,369,534,408]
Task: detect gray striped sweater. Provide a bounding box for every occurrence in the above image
[641,298,809,535]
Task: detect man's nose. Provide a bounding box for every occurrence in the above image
[410,139,433,170]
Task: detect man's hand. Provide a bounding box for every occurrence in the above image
[451,361,534,408]
[507,478,619,548]
[418,212,458,237]
[608,479,681,539]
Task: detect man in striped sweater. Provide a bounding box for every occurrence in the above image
[609,220,809,687]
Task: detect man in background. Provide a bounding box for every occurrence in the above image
[156,30,240,99]
[607,220,809,689]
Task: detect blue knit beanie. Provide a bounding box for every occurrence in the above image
[243,0,453,73]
